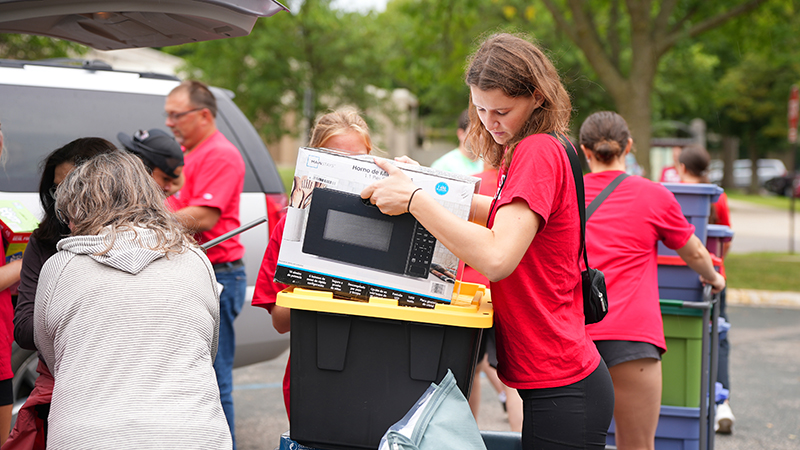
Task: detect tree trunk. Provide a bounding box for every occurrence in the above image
[721,135,739,190]
[616,85,653,178]
[748,131,759,194]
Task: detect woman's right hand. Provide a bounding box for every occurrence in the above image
[361,158,419,216]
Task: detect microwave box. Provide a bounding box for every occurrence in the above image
[275,147,480,308]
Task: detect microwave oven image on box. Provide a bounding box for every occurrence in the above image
[303,188,437,279]
[274,147,479,308]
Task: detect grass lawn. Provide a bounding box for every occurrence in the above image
[724,252,800,292]
[278,166,294,194]
[727,191,800,211]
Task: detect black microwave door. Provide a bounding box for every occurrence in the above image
[303,188,420,276]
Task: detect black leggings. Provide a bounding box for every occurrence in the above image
[518,359,615,449]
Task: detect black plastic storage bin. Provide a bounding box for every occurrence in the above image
[277,283,493,450]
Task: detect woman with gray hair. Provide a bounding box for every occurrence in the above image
[33,151,231,449]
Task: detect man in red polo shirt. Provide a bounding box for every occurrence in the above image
[165,80,245,449]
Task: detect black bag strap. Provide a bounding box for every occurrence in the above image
[586,173,629,221]
[549,133,590,270]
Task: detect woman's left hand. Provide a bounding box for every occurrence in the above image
[361,158,419,216]
[701,272,726,294]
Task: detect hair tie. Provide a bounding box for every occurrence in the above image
[407,187,423,213]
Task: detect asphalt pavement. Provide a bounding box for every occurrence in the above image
[230,196,800,449]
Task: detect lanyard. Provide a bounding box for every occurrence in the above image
[487,172,508,221]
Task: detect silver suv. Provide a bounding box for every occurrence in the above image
[0,58,290,415]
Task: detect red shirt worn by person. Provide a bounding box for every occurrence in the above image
[167,130,245,264]
[584,171,695,351]
[488,134,600,390]
[660,166,681,183]
[252,215,291,417]
[714,192,731,227]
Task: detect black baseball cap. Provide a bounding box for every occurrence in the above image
[117,128,183,178]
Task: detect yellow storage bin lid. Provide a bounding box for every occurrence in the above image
[276,280,493,329]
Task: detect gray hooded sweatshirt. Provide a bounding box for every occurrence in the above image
[34,228,232,449]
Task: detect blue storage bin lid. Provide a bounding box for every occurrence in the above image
[661,182,724,203]
[707,224,734,239]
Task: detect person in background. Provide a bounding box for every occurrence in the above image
[118,128,185,197]
[430,109,483,175]
[252,107,373,419]
[34,151,230,449]
[579,111,725,450]
[165,80,245,447]
[7,138,117,450]
[677,144,735,434]
[659,146,683,183]
[0,120,22,445]
[362,33,615,449]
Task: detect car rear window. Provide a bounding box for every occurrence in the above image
[0,84,263,192]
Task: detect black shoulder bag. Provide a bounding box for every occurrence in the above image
[551,134,611,324]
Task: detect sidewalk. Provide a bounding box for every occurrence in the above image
[727,288,800,308]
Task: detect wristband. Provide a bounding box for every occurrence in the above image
[407,187,423,213]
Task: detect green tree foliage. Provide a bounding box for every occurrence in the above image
[710,2,800,149]
[0,34,86,60]
[165,0,387,142]
[539,0,767,175]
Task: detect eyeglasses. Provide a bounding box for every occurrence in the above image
[164,108,204,122]
[55,208,69,226]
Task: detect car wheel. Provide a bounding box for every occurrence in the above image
[10,344,39,425]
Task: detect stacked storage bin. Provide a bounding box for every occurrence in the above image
[276,281,492,450]
[608,183,724,450]
[706,224,734,259]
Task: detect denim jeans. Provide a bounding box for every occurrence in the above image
[214,264,246,450]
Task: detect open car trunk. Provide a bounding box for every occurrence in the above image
[0,0,289,50]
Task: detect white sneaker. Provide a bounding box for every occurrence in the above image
[715,401,735,434]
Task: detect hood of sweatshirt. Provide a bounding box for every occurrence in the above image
[57,227,168,275]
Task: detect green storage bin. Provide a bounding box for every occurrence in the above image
[660,300,704,408]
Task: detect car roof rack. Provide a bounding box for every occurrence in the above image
[0,58,181,81]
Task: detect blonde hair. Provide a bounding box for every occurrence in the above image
[55,151,194,256]
[309,107,373,153]
[465,33,571,169]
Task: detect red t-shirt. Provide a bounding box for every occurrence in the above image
[714,192,731,227]
[584,171,695,351]
[168,131,245,264]
[660,166,681,183]
[252,215,291,417]
[488,134,600,390]
[460,169,498,286]
[253,215,288,309]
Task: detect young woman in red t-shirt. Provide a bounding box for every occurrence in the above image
[579,112,726,450]
[362,33,615,450]
[252,107,374,419]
